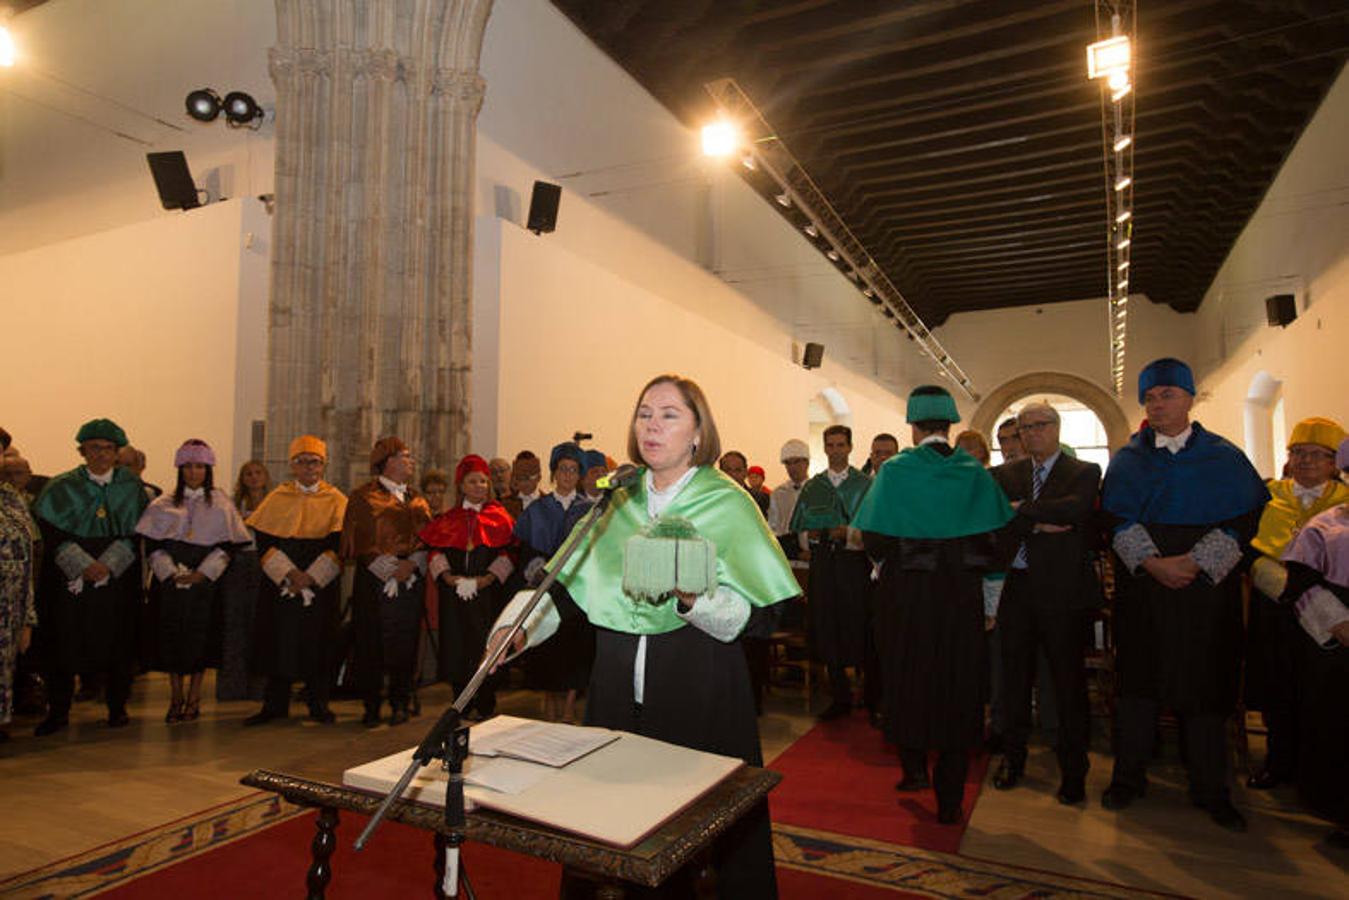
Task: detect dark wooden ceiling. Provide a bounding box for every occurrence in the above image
[551,0,1348,326]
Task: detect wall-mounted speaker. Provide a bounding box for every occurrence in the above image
[145,151,202,210]
[1265,293,1296,328]
[526,181,562,234]
[802,342,825,369]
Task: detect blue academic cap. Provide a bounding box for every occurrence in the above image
[1137,358,1195,404]
[549,441,585,472]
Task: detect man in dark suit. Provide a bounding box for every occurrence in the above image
[990,402,1101,804]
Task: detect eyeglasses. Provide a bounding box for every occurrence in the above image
[1288,447,1334,461]
[291,456,325,467]
[1017,420,1055,433]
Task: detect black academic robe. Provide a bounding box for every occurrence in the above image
[583,610,778,899]
[250,530,341,686]
[145,540,227,674]
[864,531,1000,750]
[435,545,508,694]
[35,526,141,676]
[1113,515,1258,715]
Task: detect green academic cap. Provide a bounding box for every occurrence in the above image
[75,418,128,447]
[905,386,960,424]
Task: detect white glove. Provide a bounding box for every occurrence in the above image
[382,578,400,598]
[67,577,84,596]
[455,577,479,601]
[870,560,884,583]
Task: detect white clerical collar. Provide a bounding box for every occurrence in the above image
[1293,481,1328,508]
[554,490,577,510]
[87,468,114,486]
[297,480,321,494]
[183,486,206,501]
[378,476,408,502]
[462,498,483,512]
[1154,425,1193,454]
[920,434,949,447]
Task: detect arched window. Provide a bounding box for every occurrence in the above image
[989,394,1110,469]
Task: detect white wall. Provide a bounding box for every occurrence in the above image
[474,216,907,475]
[934,292,1198,429]
[1180,67,1349,471]
[0,199,271,490]
[0,0,277,255]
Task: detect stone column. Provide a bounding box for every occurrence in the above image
[266,0,493,487]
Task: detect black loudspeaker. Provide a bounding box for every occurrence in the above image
[1265,294,1296,328]
[527,181,562,234]
[802,342,825,369]
[145,151,201,210]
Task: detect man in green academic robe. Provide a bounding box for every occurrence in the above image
[790,424,874,720]
[32,418,147,734]
[856,386,1013,824]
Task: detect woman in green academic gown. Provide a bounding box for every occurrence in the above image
[492,374,800,899]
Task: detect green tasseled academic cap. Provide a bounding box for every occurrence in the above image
[905,386,960,424]
[75,418,128,447]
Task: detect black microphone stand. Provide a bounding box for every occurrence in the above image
[353,469,635,897]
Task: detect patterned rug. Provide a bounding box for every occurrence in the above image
[0,795,1180,899]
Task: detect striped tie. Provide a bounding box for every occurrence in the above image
[1013,463,1046,569]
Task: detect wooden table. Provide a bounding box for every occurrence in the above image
[240,725,780,898]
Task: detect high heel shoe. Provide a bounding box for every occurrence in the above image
[183,700,201,722]
[165,700,185,724]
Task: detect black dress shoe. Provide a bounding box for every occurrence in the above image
[1326,829,1349,849]
[389,707,410,726]
[361,709,382,728]
[106,710,130,728]
[817,702,851,722]
[34,717,68,737]
[1101,782,1143,810]
[937,803,963,825]
[243,708,284,727]
[895,772,930,791]
[992,758,1024,791]
[1204,800,1247,832]
[1245,768,1285,790]
[868,710,885,729]
[1057,778,1087,805]
[308,707,336,724]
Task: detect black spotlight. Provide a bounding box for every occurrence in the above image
[185,88,222,122]
[222,91,263,127]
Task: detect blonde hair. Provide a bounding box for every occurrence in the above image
[626,374,722,468]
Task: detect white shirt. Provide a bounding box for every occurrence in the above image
[1154,425,1193,454]
[519,490,540,510]
[826,466,849,487]
[463,499,483,513]
[297,480,321,494]
[87,468,114,486]
[378,476,408,503]
[553,490,578,511]
[767,479,804,536]
[1293,481,1328,508]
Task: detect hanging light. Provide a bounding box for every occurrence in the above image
[1116,237,1131,250]
[1115,175,1132,191]
[222,91,264,127]
[1116,209,1132,224]
[775,192,791,207]
[1114,134,1133,152]
[1087,35,1132,79]
[803,223,818,238]
[185,88,223,122]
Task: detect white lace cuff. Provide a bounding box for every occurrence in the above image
[1113,524,1160,574]
[1294,586,1349,647]
[488,554,514,583]
[306,551,341,588]
[55,541,95,580]
[149,550,177,582]
[492,589,561,658]
[674,585,751,643]
[99,540,137,578]
[261,548,297,586]
[1189,529,1242,584]
[197,548,230,582]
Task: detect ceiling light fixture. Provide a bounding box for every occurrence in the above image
[185,88,222,122]
[775,192,791,208]
[1113,134,1133,152]
[700,119,740,157]
[0,20,16,68]
[803,223,818,238]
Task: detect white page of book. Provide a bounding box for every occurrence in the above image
[468,715,620,767]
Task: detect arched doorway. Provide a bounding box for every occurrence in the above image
[971,372,1131,453]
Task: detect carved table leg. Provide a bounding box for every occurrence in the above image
[307,806,339,900]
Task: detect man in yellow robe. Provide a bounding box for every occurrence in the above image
[1245,417,1349,789]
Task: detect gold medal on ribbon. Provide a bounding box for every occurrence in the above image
[96,506,107,518]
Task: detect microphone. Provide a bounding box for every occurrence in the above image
[595,464,640,492]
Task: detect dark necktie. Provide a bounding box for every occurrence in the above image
[1013,463,1046,569]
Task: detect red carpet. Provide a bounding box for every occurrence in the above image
[96,810,561,899]
[768,710,990,854]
